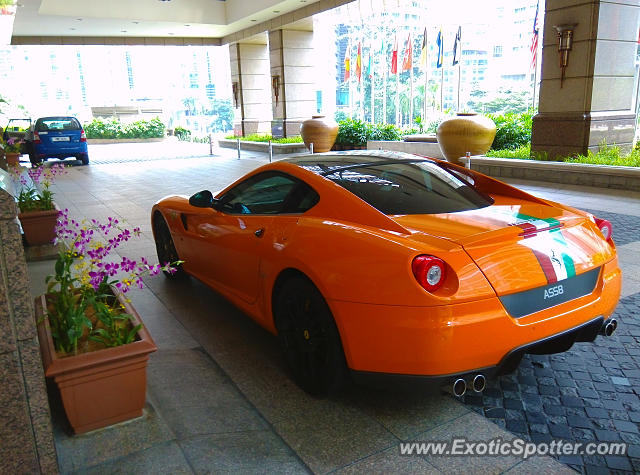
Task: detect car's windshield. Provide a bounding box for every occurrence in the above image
[35,118,80,132]
[323,160,493,215]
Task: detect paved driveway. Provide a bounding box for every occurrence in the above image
[29,151,640,474]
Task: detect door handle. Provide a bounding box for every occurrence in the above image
[254,228,265,238]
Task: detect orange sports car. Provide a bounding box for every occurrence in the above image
[151,151,621,396]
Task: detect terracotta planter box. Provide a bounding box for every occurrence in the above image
[5,152,20,166]
[35,291,157,434]
[19,205,59,246]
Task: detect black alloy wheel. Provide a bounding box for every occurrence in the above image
[153,214,186,279]
[275,276,348,396]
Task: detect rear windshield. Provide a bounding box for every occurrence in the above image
[35,118,81,132]
[324,161,493,215]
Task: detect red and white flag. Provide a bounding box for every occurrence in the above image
[401,33,412,72]
[391,34,398,75]
[530,0,540,69]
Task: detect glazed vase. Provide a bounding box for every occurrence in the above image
[300,115,339,153]
[35,288,157,434]
[18,204,59,246]
[436,113,497,165]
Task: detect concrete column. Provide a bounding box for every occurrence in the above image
[269,29,316,137]
[532,0,640,159]
[229,42,272,136]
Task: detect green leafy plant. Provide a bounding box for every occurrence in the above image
[9,163,66,212]
[174,126,192,141]
[46,210,180,355]
[487,111,533,150]
[335,119,403,146]
[1,136,23,153]
[225,133,304,144]
[84,117,166,139]
[485,144,532,159]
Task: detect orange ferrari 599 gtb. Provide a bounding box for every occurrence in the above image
[151,151,621,396]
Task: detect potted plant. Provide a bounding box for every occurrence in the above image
[34,209,179,434]
[1,136,24,166]
[9,163,66,245]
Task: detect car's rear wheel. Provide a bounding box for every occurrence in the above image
[77,153,89,165]
[274,276,348,396]
[153,213,186,280]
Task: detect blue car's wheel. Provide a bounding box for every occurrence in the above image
[77,154,89,165]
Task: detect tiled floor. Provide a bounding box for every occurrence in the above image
[26,148,638,474]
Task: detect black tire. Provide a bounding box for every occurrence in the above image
[28,144,41,166]
[79,154,89,165]
[274,276,348,396]
[153,213,186,279]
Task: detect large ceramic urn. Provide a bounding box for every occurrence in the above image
[300,115,339,153]
[436,113,496,165]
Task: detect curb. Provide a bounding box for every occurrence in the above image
[218,139,307,155]
[467,156,640,191]
[87,138,165,144]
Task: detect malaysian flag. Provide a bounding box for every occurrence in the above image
[530,0,540,69]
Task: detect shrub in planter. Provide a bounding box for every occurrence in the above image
[335,119,369,147]
[84,117,166,139]
[174,126,192,141]
[334,119,402,148]
[10,163,66,245]
[487,111,533,150]
[36,210,180,433]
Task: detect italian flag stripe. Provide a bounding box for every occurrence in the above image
[512,211,576,283]
[532,249,558,284]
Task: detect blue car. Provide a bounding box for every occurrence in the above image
[26,116,89,165]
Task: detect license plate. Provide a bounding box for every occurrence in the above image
[51,136,70,142]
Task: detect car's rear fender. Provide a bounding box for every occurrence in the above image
[260,216,496,310]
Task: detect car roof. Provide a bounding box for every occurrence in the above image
[282,150,437,176]
[36,116,79,121]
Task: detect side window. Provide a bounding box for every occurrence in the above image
[219,172,318,215]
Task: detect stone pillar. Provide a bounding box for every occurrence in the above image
[229,42,273,136]
[269,29,316,137]
[0,171,58,473]
[532,0,640,159]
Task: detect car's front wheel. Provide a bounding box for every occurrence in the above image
[153,213,186,280]
[274,276,348,396]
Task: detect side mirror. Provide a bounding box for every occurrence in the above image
[189,190,217,208]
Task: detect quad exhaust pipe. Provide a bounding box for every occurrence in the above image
[447,374,486,397]
[600,318,618,337]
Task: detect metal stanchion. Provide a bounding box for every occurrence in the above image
[268,140,273,163]
[310,142,314,154]
[237,138,241,160]
[209,133,213,156]
[465,151,471,169]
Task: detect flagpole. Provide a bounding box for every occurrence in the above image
[532,58,537,111]
[410,60,414,126]
[424,30,428,122]
[457,62,461,111]
[396,70,400,126]
[371,43,375,123]
[440,67,444,113]
[383,57,387,124]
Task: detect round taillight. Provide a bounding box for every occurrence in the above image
[412,255,446,292]
[594,217,613,241]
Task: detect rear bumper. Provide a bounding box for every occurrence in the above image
[351,315,608,390]
[330,258,621,380]
[34,143,87,158]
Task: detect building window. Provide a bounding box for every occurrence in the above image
[493,46,503,57]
